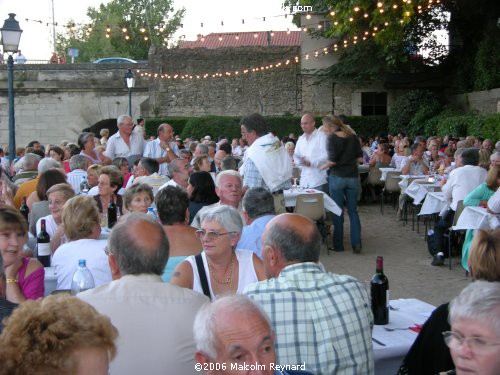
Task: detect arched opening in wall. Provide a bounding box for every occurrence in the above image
[85,118,118,140]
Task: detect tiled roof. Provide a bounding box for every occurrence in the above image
[178,31,301,49]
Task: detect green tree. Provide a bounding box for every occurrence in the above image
[56,0,184,62]
[287,0,500,91]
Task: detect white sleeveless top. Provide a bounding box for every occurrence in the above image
[186,249,258,299]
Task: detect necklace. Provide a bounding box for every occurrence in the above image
[208,252,235,285]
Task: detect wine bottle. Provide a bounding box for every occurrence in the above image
[37,219,51,267]
[20,196,29,223]
[371,256,389,325]
[107,196,117,229]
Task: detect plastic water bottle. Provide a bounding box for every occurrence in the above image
[70,259,95,295]
[147,207,159,222]
[79,176,90,195]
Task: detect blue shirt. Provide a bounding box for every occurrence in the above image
[237,214,275,258]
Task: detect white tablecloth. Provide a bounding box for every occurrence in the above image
[418,192,450,217]
[284,188,341,216]
[452,206,500,230]
[405,181,441,205]
[379,167,396,181]
[44,267,57,296]
[398,175,428,191]
[373,298,435,375]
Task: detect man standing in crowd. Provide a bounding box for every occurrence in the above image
[237,187,276,259]
[245,213,374,374]
[143,123,179,176]
[240,113,292,213]
[104,115,145,162]
[66,155,89,194]
[293,113,328,192]
[79,213,209,375]
[431,148,487,266]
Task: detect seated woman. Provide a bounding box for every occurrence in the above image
[187,172,219,225]
[0,294,117,374]
[171,205,266,299]
[398,228,500,375]
[0,206,44,303]
[78,132,102,165]
[461,166,499,271]
[36,183,75,253]
[390,141,409,170]
[369,142,392,169]
[445,281,500,375]
[51,195,112,290]
[192,155,212,173]
[94,166,124,216]
[86,164,102,190]
[123,183,154,214]
[48,145,65,163]
[28,169,67,236]
[156,186,202,282]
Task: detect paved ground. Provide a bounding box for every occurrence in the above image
[319,202,470,307]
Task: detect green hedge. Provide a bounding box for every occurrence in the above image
[436,113,500,139]
[144,115,389,141]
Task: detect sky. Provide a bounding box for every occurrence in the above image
[0,0,300,60]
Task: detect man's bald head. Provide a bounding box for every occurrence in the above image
[108,213,169,276]
[263,213,321,266]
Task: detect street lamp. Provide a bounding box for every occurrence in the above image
[124,68,135,117]
[1,13,23,162]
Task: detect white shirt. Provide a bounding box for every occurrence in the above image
[293,129,328,188]
[104,131,145,160]
[52,239,112,290]
[158,179,181,191]
[134,173,170,196]
[442,165,487,211]
[78,274,209,375]
[487,189,500,214]
[143,138,179,176]
[66,169,87,194]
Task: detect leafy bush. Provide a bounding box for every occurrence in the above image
[467,113,500,139]
[436,114,480,138]
[180,116,241,141]
[389,90,442,136]
[346,116,389,138]
[423,107,462,136]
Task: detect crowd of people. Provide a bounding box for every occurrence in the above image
[0,112,498,374]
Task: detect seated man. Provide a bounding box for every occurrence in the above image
[194,294,313,375]
[191,170,244,228]
[159,158,190,191]
[79,213,209,375]
[237,187,275,258]
[430,148,487,266]
[245,213,374,374]
[66,154,89,194]
[133,157,169,195]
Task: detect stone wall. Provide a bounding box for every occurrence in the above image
[449,88,500,114]
[146,46,301,117]
[0,64,148,147]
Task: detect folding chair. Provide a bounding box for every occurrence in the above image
[444,200,466,270]
[380,171,401,214]
[295,193,325,222]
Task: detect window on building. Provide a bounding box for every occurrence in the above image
[361,92,387,116]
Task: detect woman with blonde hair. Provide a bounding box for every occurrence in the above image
[321,115,363,253]
[87,164,102,189]
[0,294,117,374]
[51,195,112,290]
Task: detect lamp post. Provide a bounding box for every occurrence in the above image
[1,13,23,163]
[124,68,135,117]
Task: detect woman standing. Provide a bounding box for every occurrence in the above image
[322,115,363,253]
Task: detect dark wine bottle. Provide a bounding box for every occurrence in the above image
[37,219,51,267]
[20,196,29,223]
[371,256,389,325]
[107,196,117,229]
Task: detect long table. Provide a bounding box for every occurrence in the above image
[453,206,500,230]
[373,298,435,374]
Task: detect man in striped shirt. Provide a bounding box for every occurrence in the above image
[245,213,374,375]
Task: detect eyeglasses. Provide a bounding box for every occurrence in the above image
[195,229,235,241]
[442,331,500,354]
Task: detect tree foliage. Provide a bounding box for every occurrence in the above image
[287,0,500,91]
[56,0,184,62]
